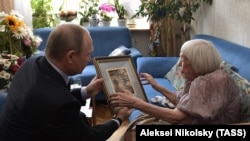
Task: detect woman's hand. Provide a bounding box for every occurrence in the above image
[108,89,137,108]
[140,73,157,87]
[115,107,133,121]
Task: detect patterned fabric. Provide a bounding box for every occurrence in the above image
[176,69,240,124]
[220,61,250,96]
[228,69,250,122]
[164,59,185,91]
[219,61,250,122]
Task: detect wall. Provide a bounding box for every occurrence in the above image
[129,18,151,57]
[190,0,250,48]
[130,29,150,57]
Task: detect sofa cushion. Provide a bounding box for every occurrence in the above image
[227,69,250,122]
[142,78,176,102]
[220,61,250,122]
[129,78,176,122]
[109,45,131,56]
[229,70,250,97]
[164,59,185,91]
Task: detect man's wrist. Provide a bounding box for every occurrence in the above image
[112,116,123,126]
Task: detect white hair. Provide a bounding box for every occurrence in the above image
[180,39,222,75]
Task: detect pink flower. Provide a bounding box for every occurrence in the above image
[23,37,31,47]
[99,3,115,12]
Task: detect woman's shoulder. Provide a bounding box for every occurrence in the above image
[193,69,234,86]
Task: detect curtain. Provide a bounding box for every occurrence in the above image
[157,19,190,57]
[121,0,141,19]
[149,18,190,57]
[0,0,33,29]
[14,0,33,29]
[0,0,14,13]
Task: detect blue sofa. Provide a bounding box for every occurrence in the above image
[33,26,143,101]
[129,34,250,123]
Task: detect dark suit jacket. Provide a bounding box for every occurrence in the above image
[0,55,118,141]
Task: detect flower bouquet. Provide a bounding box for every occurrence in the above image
[0,10,42,89]
[0,10,42,58]
[0,53,23,89]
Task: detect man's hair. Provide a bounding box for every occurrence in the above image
[45,24,88,60]
[180,39,222,75]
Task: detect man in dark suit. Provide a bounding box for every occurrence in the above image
[0,24,131,141]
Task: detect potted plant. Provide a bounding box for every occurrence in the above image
[79,0,91,26]
[114,0,127,26]
[132,0,213,56]
[87,0,100,26]
[88,0,100,15]
[99,3,115,26]
[79,12,90,26]
[133,0,212,24]
[31,0,57,28]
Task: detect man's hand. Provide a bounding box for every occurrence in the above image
[86,76,104,97]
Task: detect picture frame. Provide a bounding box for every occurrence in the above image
[93,55,148,114]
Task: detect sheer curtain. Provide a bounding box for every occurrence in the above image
[14,0,33,29]
[120,0,141,19]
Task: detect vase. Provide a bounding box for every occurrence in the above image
[102,21,111,26]
[79,18,90,27]
[117,19,127,27]
[81,22,90,27]
[89,14,100,27]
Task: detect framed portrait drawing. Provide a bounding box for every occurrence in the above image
[93,56,148,113]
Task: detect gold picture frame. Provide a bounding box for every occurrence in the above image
[93,56,148,113]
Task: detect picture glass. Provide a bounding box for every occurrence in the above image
[93,56,147,102]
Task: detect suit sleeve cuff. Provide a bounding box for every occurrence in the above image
[111,118,121,127]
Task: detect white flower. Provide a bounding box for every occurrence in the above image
[2,59,11,70]
[12,26,27,39]
[9,54,19,60]
[33,36,43,47]
[0,12,6,22]
[178,7,186,17]
[10,10,24,20]
[0,70,11,80]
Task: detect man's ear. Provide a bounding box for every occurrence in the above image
[66,50,76,63]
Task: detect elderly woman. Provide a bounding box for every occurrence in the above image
[109,39,240,124]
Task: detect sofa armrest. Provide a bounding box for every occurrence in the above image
[137,57,179,78]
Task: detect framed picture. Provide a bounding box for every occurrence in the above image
[93,56,148,113]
